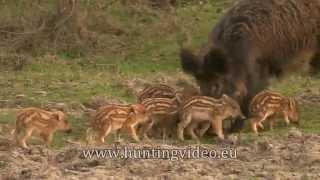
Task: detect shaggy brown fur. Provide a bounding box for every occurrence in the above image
[180,0,320,132]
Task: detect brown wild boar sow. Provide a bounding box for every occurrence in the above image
[180,0,320,132]
[140,97,180,140]
[14,107,71,149]
[178,95,245,141]
[86,104,147,144]
[249,90,299,134]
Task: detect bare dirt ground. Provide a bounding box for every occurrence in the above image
[0,127,319,180]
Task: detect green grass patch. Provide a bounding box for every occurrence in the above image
[0,110,15,125]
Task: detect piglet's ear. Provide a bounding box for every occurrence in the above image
[222,94,233,105]
[52,111,64,121]
[222,94,228,99]
[130,104,145,114]
[180,48,202,76]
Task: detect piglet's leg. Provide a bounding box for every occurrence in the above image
[257,111,273,131]
[126,122,141,142]
[40,131,54,147]
[258,122,264,129]
[20,128,34,149]
[186,122,199,140]
[85,128,94,144]
[114,130,122,142]
[140,121,153,141]
[269,119,275,131]
[99,125,112,144]
[212,118,224,140]
[250,118,259,134]
[260,112,272,124]
[177,115,192,141]
[198,122,211,137]
[45,133,53,147]
[162,127,167,142]
[283,111,290,125]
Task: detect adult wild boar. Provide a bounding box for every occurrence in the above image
[180,0,320,132]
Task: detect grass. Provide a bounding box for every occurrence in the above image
[0,110,16,125]
[0,1,319,149]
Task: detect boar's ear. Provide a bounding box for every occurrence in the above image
[180,48,202,76]
[203,49,227,74]
[52,111,64,121]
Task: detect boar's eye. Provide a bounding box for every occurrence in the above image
[203,49,228,74]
